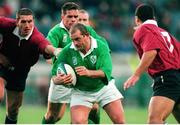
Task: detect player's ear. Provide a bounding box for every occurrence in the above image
[16,18,20,26]
[61,13,65,20]
[135,16,142,26]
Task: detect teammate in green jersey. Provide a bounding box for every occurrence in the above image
[42,2,109,124]
[52,23,125,124]
[78,9,101,124]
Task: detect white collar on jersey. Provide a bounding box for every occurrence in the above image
[13,26,34,40]
[134,19,158,30]
[143,19,158,26]
[59,21,69,32]
[70,36,98,58]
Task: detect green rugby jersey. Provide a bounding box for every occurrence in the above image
[52,37,112,92]
[47,22,110,64]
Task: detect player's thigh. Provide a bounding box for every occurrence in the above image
[148,96,175,120]
[103,99,125,123]
[6,90,23,111]
[71,105,91,124]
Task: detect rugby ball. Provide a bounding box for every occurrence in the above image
[57,62,77,86]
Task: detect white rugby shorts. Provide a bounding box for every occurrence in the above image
[48,79,72,103]
[70,79,123,108]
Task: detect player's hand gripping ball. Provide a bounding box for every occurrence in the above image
[57,62,77,87]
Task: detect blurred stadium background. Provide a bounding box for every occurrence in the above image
[0,0,179,123]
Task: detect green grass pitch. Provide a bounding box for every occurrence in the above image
[0,105,177,124]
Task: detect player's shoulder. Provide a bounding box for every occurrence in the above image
[31,27,47,42]
[135,24,155,37]
[48,24,67,35]
[0,16,15,23]
[0,16,16,28]
[85,25,92,30]
[95,38,109,52]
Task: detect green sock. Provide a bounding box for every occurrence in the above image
[88,119,95,124]
[88,108,100,124]
[42,116,55,124]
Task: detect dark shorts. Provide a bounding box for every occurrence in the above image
[0,65,28,92]
[152,69,180,103]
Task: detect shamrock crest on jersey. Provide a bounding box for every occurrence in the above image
[90,55,97,64]
[62,34,68,43]
[72,56,78,66]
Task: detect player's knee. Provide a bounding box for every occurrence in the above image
[148,114,163,124]
[112,115,125,124]
[72,116,87,124]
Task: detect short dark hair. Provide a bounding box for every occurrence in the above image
[135,4,154,22]
[70,23,89,36]
[61,2,80,15]
[16,8,34,19]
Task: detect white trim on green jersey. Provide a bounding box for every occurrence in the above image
[59,21,69,32]
[70,36,97,59]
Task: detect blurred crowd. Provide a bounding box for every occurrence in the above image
[1,0,180,52]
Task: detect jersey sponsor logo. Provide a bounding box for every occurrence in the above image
[90,55,97,64]
[62,34,68,43]
[72,56,77,65]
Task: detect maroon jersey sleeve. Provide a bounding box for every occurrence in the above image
[32,27,50,53]
[138,25,161,53]
[0,17,16,31]
[31,27,52,59]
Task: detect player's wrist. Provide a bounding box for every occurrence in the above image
[53,48,61,58]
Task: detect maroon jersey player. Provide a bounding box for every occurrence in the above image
[124,4,180,124]
[0,8,57,124]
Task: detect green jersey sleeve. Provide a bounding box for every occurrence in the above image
[46,24,63,48]
[96,41,112,84]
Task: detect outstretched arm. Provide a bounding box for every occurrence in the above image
[44,45,61,58]
[123,50,157,90]
[75,66,105,78]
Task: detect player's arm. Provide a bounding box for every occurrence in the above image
[0,17,14,29]
[45,27,63,64]
[75,43,112,83]
[52,73,72,85]
[51,47,71,85]
[75,66,105,78]
[123,50,157,90]
[0,53,11,68]
[44,45,61,57]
